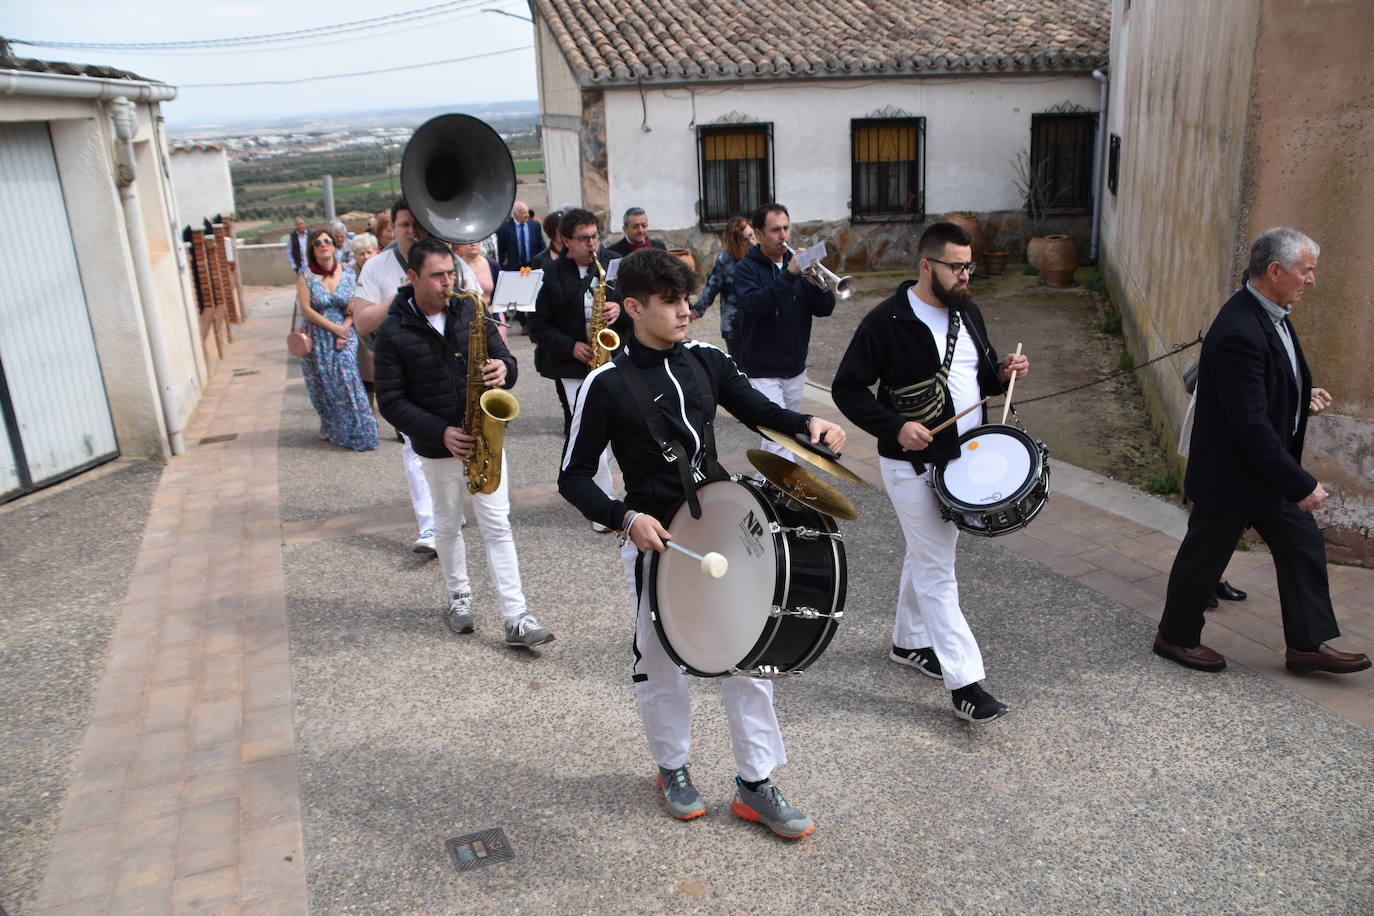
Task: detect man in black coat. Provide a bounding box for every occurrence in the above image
[529,208,632,528]
[603,206,666,258]
[833,222,1028,723]
[1154,227,1368,675]
[374,238,553,648]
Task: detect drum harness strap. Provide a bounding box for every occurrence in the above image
[613,349,721,520]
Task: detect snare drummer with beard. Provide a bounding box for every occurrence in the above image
[558,248,846,838]
[833,222,1029,724]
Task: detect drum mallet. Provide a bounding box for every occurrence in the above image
[1001,342,1024,424]
[664,540,729,578]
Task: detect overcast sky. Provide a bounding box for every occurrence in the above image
[4,0,540,127]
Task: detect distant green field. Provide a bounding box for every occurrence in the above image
[264,159,542,202]
[514,159,543,175]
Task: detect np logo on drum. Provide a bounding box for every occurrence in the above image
[738,510,766,557]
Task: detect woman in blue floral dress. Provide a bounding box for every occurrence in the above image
[296,228,379,450]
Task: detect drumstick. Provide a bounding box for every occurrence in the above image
[899,397,989,451]
[664,540,729,578]
[1000,342,1024,424]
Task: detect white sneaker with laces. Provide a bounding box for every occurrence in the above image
[413,529,437,556]
[444,592,474,634]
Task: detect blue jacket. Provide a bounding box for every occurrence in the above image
[731,244,835,378]
[693,250,742,338]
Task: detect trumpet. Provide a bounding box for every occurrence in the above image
[785,242,855,301]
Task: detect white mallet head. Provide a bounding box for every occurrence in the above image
[701,552,728,579]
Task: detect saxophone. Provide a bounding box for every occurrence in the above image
[587,255,620,370]
[457,289,520,494]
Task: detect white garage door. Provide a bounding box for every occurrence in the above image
[0,121,118,500]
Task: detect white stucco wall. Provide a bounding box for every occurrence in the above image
[601,75,1101,230]
[169,147,236,230]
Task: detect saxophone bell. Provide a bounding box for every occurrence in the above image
[595,327,621,356]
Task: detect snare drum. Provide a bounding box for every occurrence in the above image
[648,477,846,678]
[933,424,1050,537]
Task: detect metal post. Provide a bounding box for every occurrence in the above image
[323,173,336,222]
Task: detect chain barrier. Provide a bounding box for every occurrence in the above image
[1013,333,1203,406]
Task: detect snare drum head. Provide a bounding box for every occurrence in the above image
[940,427,1035,508]
[652,480,779,675]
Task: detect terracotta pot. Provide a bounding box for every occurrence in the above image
[982,250,1010,276]
[1026,235,1047,269]
[945,212,985,263]
[1038,235,1078,287]
[668,247,697,275]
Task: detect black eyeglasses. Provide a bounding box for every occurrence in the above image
[569,232,600,244]
[927,257,976,276]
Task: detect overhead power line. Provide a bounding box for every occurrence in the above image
[9,0,511,52]
[178,44,533,88]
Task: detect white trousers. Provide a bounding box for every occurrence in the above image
[748,372,807,458]
[880,456,986,690]
[419,452,527,622]
[560,378,613,497]
[402,435,435,535]
[620,543,785,782]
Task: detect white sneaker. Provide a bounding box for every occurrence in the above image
[444,592,474,634]
[504,614,554,648]
[413,529,437,556]
[591,521,611,533]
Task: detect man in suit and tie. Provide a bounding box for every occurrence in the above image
[604,207,667,258]
[497,201,545,334]
[1154,227,1369,676]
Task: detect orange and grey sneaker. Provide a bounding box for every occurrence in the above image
[730,776,816,838]
[656,765,706,820]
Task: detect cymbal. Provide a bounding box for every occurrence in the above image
[747,450,860,521]
[758,427,871,489]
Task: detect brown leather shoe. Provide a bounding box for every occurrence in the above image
[1153,634,1226,672]
[1285,643,1372,674]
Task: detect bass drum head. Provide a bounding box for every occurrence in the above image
[651,480,780,677]
[939,425,1037,509]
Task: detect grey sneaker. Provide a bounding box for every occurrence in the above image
[731,777,816,838]
[503,614,554,648]
[444,592,474,634]
[656,766,706,820]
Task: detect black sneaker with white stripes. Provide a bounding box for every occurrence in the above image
[889,644,943,679]
[951,683,1009,723]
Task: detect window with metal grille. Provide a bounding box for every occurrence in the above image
[1030,114,1097,212]
[697,125,772,230]
[851,118,925,221]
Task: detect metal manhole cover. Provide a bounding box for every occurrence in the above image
[199,433,238,445]
[445,827,514,873]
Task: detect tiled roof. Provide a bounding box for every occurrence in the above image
[0,51,158,84]
[533,0,1109,86]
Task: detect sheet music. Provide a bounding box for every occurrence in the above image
[795,241,828,272]
[604,258,623,284]
[491,270,544,312]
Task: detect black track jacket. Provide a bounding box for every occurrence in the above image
[559,336,809,529]
[832,281,1005,469]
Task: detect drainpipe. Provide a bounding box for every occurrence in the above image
[1090,68,1110,265]
[111,96,186,456]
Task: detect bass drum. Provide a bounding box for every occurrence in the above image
[932,424,1050,537]
[648,478,846,678]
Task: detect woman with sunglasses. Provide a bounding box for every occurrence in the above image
[296,228,379,450]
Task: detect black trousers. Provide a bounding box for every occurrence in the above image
[1158,502,1340,649]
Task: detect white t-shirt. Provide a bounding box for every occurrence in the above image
[907,289,982,437]
[425,311,446,336]
[355,244,479,305]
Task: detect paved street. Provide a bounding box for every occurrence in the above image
[4,289,1372,914]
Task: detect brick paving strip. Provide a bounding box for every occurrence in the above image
[31,291,308,915]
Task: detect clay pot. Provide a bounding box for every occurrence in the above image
[1026,235,1046,269]
[945,212,985,263]
[1038,235,1078,287]
[668,247,697,275]
[982,250,1010,276]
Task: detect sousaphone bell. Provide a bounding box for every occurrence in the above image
[400,113,516,243]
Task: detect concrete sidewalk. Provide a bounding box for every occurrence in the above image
[10,290,1373,914]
